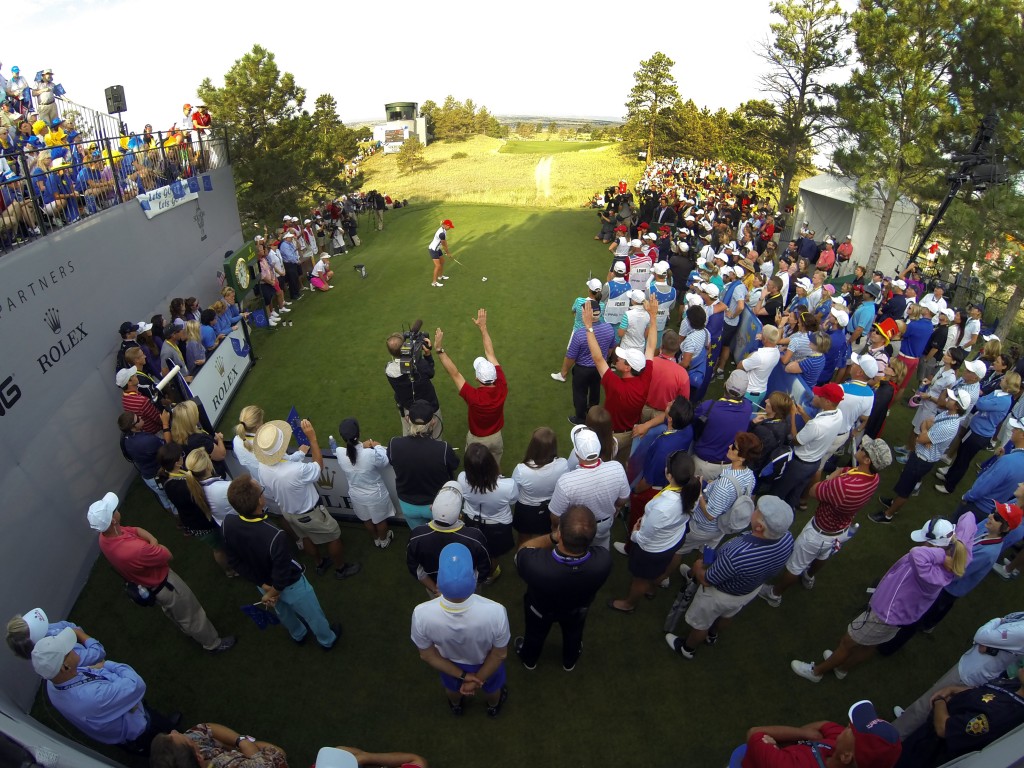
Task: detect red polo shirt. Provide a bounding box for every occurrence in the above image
[602,365,652,432]
[459,366,507,437]
[646,355,690,408]
[97,526,170,588]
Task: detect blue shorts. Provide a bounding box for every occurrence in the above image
[429,248,443,260]
[440,662,506,694]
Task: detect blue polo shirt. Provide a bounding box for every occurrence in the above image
[706,531,795,596]
[200,324,218,350]
[642,427,695,487]
[47,660,148,745]
[566,322,615,367]
[963,450,1024,514]
[693,396,754,463]
[969,391,1012,438]
[849,300,876,335]
[945,526,1024,597]
[900,318,933,358]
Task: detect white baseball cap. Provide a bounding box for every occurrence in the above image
[615,346,647,371]
[831,308,850,326]
[850,353,879,379]
[627,289,646,304]
[796,277,813,292]
[946,388,972,411]
[473,357,497,384]
[613,262,627,274]
[570,425,602,461]
[87,492,119,531]
[652,261,670,275]
[31,627,76,680]
[964,360,987,378]
[629,238,642,248]
[700,283,721,298]
[586,278,602,292]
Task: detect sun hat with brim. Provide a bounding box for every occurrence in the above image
[253,420,293,465]
[910,518,956,547]
[31,627,76,680]
[859,436,893,471]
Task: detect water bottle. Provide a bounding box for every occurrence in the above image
[328,435,338,455]
[137,586,150,600]
[846,523,860,539]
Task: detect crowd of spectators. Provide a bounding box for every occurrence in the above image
[0,69,222,251]
[6,153,1024,767]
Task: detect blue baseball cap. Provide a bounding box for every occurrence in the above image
[437,543,475,600]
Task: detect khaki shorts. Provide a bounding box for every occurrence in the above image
[847,609,899,646]
[287,505,340,545]
[685,584,759,630]
[467,429,504,470]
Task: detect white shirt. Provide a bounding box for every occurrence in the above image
[778,271,791,305]
[233,435,305,478]
[200,478,234,526]
[259,458,321,515]
[960,317,981,351]
[548,460,629,522]
[837,381,875,433]
[632,488,689,552]
[511,459,569,506]
[410,594,510,665]
[742,346,780,393]
[458,474,518,525]
[619,306,650,351]
[794,409,846,462]
[336,444,391,505]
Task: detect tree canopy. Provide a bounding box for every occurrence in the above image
[623,52,680,161]
[197,45,362,224]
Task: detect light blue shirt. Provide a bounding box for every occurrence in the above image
[963,449,1024,514]
[46,622,106,667]
[279,239,299,264]
[969,391,1012,438]
[848,300,876,335]
[48,657,148,745]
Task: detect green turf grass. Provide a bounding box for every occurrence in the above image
[498,140,614,154]
[40,204,1022,767]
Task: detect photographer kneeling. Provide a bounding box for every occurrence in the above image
[386,325,442,436]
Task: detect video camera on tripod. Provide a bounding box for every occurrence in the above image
[399,319,430,376]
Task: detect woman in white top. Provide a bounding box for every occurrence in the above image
[233,405,308,478]
[337,418,396,549]
[511,427,568,544]
[902,348,963,455]
[459,443,518,581]
[608,451,700,613]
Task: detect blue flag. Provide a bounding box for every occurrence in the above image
[230,336,251,358]
[139,198,151,211]
[202,175,213,192]
[170,180,185,199]
[187,177,200,193]
[286,406,311,448]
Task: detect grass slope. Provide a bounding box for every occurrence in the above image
[44,204,1021,768]
[361,135,642,208]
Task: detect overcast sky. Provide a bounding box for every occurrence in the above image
[11,0,857,133]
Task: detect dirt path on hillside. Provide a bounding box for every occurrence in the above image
[535,156,553,199]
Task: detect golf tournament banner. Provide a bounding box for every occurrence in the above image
[137,174,213,219]
[188,325,253,426]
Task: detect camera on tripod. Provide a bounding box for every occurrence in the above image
[399,319,430,376]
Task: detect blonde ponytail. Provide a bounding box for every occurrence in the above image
[184,449,214,521]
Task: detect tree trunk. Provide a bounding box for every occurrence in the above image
[647,118,655,164]
[778,142,800,213]
[865,187,898,274]
[997,279,1024,338]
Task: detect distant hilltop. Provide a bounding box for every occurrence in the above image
[348,115,623,129]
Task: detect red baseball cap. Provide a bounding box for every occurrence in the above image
[614,225,628,232]
[637,222,649,230]
[849,700,901,768]
[812,383,845,404]
[994,501,1024,530]
[441,219,454,228]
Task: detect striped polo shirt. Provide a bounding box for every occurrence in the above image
[917,413,962,463]
[706,531,795,596]
[548,460,630,523]
[814,469,880,531]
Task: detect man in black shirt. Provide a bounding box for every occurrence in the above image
[406,481,491,596]
[513,505,613,672]
[223,476,340,650]
[387,400,460,530]
[385,333,440,436]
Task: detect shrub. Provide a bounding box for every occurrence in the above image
[451,151,468,160]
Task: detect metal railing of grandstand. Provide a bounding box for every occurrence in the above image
[1,117,229,255]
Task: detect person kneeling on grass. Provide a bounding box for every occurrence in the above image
[790,513,974,684]
[310,253,334,291]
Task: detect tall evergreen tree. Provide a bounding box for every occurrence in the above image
[759,0,848,211]
[623,52,680,161]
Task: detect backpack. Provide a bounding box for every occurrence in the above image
[717,473,756,534]
[758,445,794,483]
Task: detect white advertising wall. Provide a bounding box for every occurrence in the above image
[0,165,244,713]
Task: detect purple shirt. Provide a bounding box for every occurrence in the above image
[870,512,977,625]
[693,397,754,463]
[567,322,615,367]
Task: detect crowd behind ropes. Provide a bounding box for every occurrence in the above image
[6,156,1024,768]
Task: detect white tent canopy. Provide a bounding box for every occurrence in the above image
[795,173,919,277]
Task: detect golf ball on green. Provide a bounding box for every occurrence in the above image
[482,277,488,281]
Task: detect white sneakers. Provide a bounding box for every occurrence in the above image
[551,372,566,382]
[758,584,782,607]
[790,660,822,682]
[431,282,444,288]
[375,530,395,549]
[612,542,628,556]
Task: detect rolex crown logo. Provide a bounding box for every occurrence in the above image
[44,307,61,334]
[317,467,335,488]
[215,358,225,375]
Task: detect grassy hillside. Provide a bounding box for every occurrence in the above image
[360,135,642,208]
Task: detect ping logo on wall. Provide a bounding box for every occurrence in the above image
[0,374,21,416]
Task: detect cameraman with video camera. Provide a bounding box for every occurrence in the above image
[386,321,441,437]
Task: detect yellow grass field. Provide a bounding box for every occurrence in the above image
[359,135,643,208]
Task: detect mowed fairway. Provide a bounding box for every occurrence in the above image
[48,207,1023,768]
[360,134,642,207]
